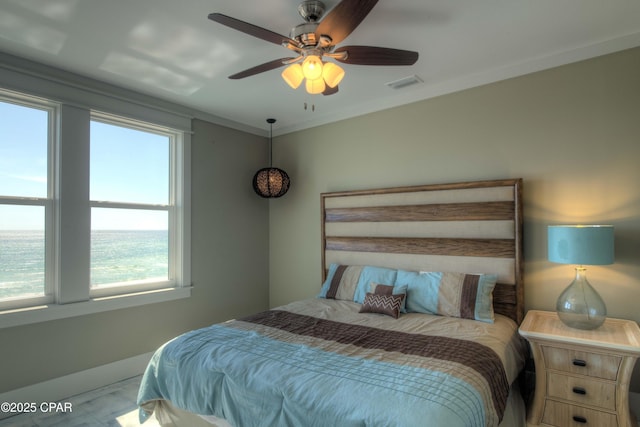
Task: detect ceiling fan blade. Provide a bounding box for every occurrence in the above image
[323,85,339,96]
[315,0,379,45]
[333,46,418,66]
[229,58,296,79]
[209,13,298,47]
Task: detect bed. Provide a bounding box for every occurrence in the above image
[138,178,526,427]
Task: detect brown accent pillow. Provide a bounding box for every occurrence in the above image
[372,283,394,295]
[369,282,408,313]
[359,292,405,319]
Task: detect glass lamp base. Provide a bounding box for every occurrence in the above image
[556,267,606,330]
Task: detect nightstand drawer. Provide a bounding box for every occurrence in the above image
[542,400,618,427]
[547,372,616,410]
[542,346,621,380]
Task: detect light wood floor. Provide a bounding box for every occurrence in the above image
[0,376,158,427]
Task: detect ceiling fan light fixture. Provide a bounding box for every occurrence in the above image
[322,62,345,88]
[302,55,323,80]
[209,0,418,96]
[306,77,326,94]
[281,63,304,89]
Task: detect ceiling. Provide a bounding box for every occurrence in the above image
[0,0,639,136]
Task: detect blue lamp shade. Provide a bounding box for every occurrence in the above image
[547,225,614,330]
[548,225,614,265]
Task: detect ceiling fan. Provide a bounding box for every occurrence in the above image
[208,0,419,95]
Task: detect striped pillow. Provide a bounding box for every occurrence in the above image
[318,264,363,301]
[395,270,497,323]
[318,264,397,303]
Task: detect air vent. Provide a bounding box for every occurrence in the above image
[385,75,424,90]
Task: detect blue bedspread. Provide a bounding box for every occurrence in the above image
[138,299,523,427]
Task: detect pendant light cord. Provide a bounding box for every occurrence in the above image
[267,118,276,167]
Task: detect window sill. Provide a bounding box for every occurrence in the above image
[0,286,192,329]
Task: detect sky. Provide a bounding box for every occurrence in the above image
[0,99,170,230]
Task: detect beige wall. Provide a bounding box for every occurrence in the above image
[0,119,271,393]
[269,47,640,390]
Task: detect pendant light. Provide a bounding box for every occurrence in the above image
[252,118,290,198]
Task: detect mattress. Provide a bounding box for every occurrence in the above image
[138,298,526,427]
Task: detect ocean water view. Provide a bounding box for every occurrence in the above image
[0,230,168,299]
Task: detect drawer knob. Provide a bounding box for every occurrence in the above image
[572,359,587,367]
[572,386,587,395]
[573,415,588,423]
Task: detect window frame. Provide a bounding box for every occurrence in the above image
[0,92,57,311]
[0,88,191,328]
[88,112,178,298]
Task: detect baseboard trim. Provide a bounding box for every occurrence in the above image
[0,351,154,420]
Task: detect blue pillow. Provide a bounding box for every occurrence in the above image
[353,266,398,304]
[395,270,440,314]
[395,269,497,323]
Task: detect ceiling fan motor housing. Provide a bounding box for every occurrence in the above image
[291,1,333,48]
[297,1,325,22]
[290,22,320,46]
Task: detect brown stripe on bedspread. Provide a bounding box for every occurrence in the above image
[240,309,509,417]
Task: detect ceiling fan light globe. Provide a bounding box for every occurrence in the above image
[306,77,326,94]
[302,55,323,80]
[281,63,304,89]
[322,62,345,88]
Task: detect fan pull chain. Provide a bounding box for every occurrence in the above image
[303,102,315,112]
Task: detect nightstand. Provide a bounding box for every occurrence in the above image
[519,310,640,427]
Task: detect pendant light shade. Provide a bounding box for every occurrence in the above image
[252,167,290,198]
[252,118,290,198]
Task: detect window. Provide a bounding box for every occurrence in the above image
[0,88,190,322]
[0,94,54,309]
[89,114,173,297]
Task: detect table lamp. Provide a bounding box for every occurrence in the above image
[547,225,614,330]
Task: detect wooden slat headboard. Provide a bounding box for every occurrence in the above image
[321,178,524,324]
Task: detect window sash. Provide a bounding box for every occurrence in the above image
[0,203,52,310]
[0,93,57,310]
[0,198,54,309]
[88,202,173,298]
[87,112,178,296]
